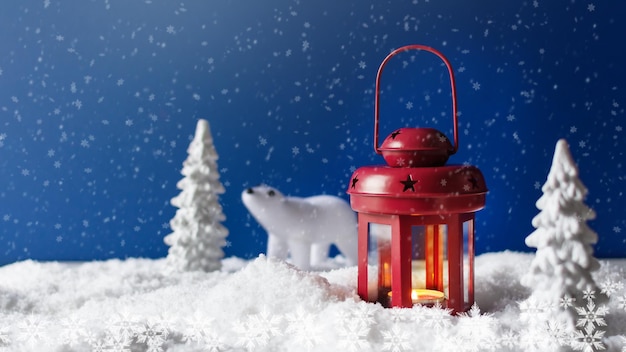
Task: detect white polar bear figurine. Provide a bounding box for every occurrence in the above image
[242,185,358,270]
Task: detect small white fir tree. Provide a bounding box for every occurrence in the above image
[520,139,603,329]
[164,119,228,272]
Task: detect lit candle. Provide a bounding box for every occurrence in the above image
[388,288,445,305]
[411,289,445,305]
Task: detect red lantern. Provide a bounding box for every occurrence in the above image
[347,45,487,313]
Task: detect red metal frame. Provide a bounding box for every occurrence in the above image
[356,212,476,313]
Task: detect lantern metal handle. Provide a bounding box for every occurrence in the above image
[374,44,459,156]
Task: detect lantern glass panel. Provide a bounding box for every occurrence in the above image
[463,219,475,307]
[411,225,448,299]
[367,223,391,303]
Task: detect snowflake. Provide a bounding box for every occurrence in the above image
[440,179,448,187]
[471,81,481,90]
[571,325,605,352]
[292,146,300,156]
[582,289,596,301]
[285,307,323,350]
[422,303,452,331]
[456,304,499,351]
[198,331,226,352]
[405,101,413,110]
[358,61,366,69]
[519,297,555,324]
[587,3,595,12]
[302,40,310,51]
[545,320,573,348]
[506,114,516,121]
[125,119,133,126]
[575,299,608,331]
[498,330,518,349]
[560,295,576,308]
[387,307,411,323]
[353,302,378,326]
[181,315,215,344]
[117,78,124,86]
[16,315,47,346]
[337,321,370,352]
[600,278,623,297]
[105,311,142,343]
[233,308,281,351]
[570,126,578,133]
[166,25,176,34]
[613,226,622,233]
[518,325,566,352]
[97,334,132,352]
[381,324,411,352]
[135,319,169,351]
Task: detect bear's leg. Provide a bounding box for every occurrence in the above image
[267,234,289,260]
[334,234,358,267]
[288,240,311,271]
[310,243,330,267]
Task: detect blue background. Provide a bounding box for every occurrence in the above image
[1,1,624,265]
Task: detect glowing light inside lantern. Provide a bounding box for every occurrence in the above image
[412,289,445,304]
[387,289,445,305]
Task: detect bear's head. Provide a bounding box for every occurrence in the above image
[242,185,285,210]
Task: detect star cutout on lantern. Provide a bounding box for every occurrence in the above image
[390,130,401,139]
[467,175,479,189]
[351,176,359,189]
[400,174,418,192]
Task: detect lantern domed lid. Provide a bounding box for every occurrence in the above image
[347,164,487,215]
[379,127,453,167]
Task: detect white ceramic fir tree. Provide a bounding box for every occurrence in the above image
[164,119,228,272]
[520,139,602,328]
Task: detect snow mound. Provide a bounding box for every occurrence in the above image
[0,252,624,352]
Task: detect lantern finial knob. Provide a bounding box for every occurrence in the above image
[379,127,453,167]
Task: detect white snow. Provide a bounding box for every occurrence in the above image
[0,252,625,351]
